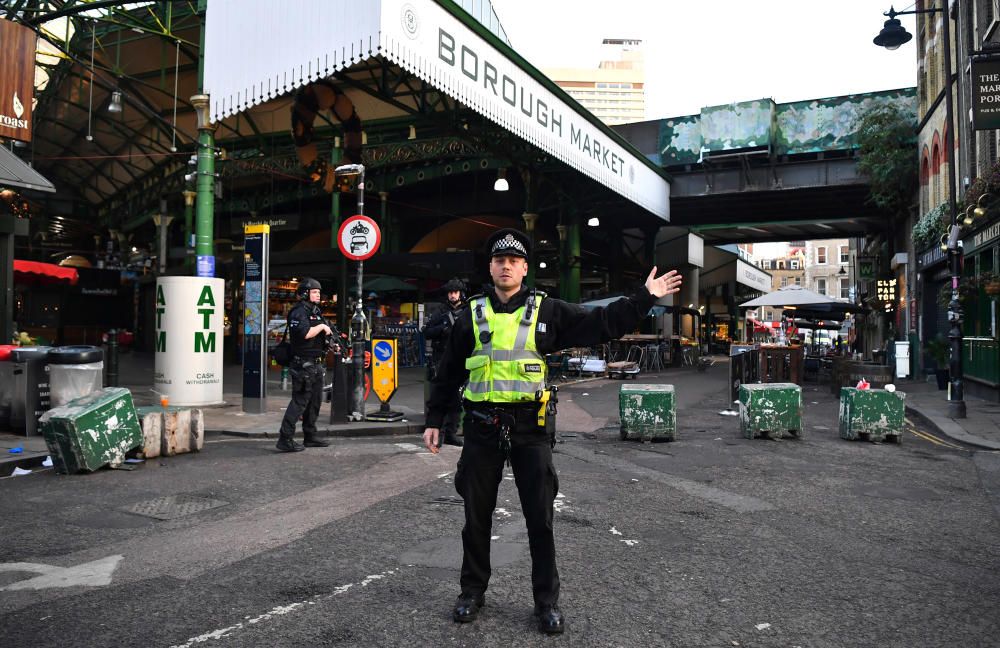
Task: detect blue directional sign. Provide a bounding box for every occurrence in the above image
[374,340,393,362]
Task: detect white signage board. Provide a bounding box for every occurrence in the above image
[202,0,669,220]
[736,259,771,293]
[154,277,225,406]
[379,0,669,219]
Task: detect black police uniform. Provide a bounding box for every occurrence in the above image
[427,230,655,631]
[277,297,334,448]
[422,295,465,446]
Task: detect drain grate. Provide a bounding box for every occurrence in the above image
[428,496,464,506]
[124,494,229,520]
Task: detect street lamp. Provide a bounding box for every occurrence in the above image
[875,2,965,418]
[335,163,368,421]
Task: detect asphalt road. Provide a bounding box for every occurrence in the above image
[1,362,998,647]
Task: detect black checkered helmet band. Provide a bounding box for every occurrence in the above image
[492,233,527,257]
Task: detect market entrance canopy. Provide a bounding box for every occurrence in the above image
[203,0,669,220]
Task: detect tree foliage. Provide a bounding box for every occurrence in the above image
[854,103,918,217]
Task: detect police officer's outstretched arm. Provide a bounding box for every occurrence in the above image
[422,313,473,453]
[552,267,682,348]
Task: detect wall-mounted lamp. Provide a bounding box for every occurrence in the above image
[494,168,509,192]
[539,261,548,269]
[587,217,600,227]
[107,89,123,113]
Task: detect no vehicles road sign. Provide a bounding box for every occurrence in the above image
[338,215,381,261]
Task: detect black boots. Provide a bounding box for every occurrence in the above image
[303,437,330,447]
[534,604,565,634]
[275,438,304,452]
[452,592,485,622]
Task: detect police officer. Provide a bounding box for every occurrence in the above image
[421,278,467,448]
[422,228,682,634]
[276,277,338,452]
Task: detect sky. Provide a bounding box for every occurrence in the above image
[489,0,919,120]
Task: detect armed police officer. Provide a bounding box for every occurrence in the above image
[422,228,682,634]
[421,277,467,448]
[276,277,339,452]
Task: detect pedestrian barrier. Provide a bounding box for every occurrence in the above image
[838,387,904,443]
[738,383,802,440]
[137,406,206,458]
[39,387,142,473]
[619,384,676,442]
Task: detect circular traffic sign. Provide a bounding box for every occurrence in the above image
[338,215,381,261]
[374,340,393,362]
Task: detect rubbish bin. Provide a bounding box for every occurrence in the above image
[0,345,17,430]
[48,346,105,408]
[10,346,52,436]
[894,340,911,379]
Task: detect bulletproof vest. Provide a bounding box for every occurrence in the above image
[464,292,546,403]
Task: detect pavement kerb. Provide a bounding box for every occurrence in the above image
[216,421,426,438]
[904,404,1000,451]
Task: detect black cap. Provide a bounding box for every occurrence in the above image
[487,228,530,259]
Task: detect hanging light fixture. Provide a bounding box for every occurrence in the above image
[539,261,547,269]
[587,216,600,227]
[107,89,123,113]
[494,168,509,191]
[85,22,95,141]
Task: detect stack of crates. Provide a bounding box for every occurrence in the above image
[39,387,142,473]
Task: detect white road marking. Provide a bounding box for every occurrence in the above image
[394,442,421,452]
[168,568,404,648]
[0,555,122,591]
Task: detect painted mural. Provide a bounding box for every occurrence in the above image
[659,88,917,165]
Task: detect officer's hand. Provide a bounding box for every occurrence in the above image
[645,267,683,298]
[423,428,440,454]
[322,324,333,335]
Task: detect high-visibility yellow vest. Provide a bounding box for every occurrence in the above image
[464,292,546,403]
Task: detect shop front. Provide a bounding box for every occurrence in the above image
[959,219,1000,398]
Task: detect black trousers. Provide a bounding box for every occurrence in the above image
[278,359,325,440]
[454,407,560,607]
[427,364,461,439]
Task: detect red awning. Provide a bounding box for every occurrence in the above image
[13,260,79,286]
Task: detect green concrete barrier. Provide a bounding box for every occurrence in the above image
[39,387,142,473]
[619,384,676,442]
[738,383,802,440]
[838,387,904,443]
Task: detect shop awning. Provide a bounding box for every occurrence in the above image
[203,0,670,220]
[13,260,79,286]
[0,147,55,193]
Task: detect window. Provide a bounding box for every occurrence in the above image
[817,246,827,264]
[781,277,788,287]
[790,259,799,270]
[816,278,827,295]
[764,310,773,321]
[795,277,802,285]
[839,245,849,264]
[840,277,850,299]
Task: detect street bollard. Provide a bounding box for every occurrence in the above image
[105,329,119,387]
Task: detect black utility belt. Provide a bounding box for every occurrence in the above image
[292,356,324,366]
[464,402,541,424]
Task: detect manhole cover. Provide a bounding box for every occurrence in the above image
[124,494,228,520]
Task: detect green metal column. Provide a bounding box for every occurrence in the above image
[190,94,214,276]
[182,190,195,271]
[330,144,347,328]
[566,211,581,304]
[523,212,539,286]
